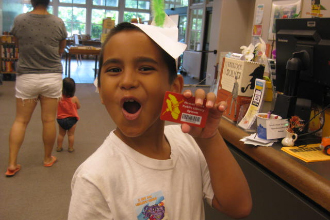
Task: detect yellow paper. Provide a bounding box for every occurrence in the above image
[281,144,330,163]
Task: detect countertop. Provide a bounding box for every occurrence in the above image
[218,118,330,212]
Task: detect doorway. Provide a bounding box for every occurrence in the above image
[200,7,213,83]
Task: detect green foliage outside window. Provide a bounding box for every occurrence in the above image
[58,6,86,37]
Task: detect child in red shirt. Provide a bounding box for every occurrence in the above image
[57,77,81,152]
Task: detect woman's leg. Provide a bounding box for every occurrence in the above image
[57,125,66,151]
[40,96,58,164]
[67,124,77,151]
[8,98,37,170]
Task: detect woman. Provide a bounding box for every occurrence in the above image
[6,0,67,177]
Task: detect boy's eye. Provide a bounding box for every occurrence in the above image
[139,66,155,72]
[105,67,121,73]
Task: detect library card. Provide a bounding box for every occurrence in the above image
[160,91,209,128]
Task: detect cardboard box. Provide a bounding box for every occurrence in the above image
[217,89,252,122]
[219,57,265,97]
[216,57,265,121]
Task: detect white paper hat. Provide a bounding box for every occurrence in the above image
[133,15,187,59]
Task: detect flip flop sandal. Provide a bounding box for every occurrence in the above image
[5,164,21,177]
[56,147,63,152]
[68,148,75,153]
[44,156,57,167]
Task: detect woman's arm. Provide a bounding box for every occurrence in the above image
[59,39,66,56]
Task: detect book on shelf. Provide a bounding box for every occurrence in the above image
[1,44,18,58]
[1,35,15,43]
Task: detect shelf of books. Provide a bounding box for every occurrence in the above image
[1,35,19,74]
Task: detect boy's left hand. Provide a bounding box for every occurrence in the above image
[181,89,227,139]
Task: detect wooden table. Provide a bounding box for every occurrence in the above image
[64,46,101,78]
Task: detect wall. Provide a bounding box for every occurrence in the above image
[2,0,23,33]
[206,0,255,85]
[206,0,330,85]
[0,0,2,34]
[254,0,330,45]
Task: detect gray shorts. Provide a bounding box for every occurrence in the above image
[15,73,62,100]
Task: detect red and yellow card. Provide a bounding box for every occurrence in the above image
[160,91,209,128]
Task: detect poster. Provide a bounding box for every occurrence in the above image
[255,4,264,25]
[268,0,302,40]
[253,25,262,36]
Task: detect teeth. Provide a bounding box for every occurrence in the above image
[126,99,135,102]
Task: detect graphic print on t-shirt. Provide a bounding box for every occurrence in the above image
[135,190,168,220]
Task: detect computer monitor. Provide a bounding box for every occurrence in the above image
[275,17,330,107]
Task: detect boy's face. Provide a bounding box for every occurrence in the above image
[99,30,182,138]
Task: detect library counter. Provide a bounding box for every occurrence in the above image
[217,118,330,218]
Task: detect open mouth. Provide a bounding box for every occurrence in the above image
[123,99,141,114]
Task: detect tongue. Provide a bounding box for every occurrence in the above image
[124,102,141,114]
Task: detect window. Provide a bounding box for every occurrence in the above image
[189,8,203,50]
[22,0,151,39]
[125,0,150,9]
[192,0,204,3]
[91,9,118,39]
[23,5,53,14]
[164,0,188,9]
[58,6,86,36]
[60,0,86,3]
[123,12,150,23]
[178,15,187,43]
[93,0,118,7]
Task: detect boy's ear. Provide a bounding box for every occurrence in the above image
[171,74,184,93]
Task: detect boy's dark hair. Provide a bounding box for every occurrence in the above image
[31,0,50,8]
[62,77,76,98]
[97,22,177,87]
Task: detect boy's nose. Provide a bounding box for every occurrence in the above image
[120,71,139,90]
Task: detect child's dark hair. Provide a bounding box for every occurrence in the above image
[97,22,177,87]
[31,0,50,7]
[62,77,76,98]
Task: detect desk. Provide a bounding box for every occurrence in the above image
[65,47,101,78]
[214,118,330,219]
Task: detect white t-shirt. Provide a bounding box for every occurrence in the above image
[68,125,214,220]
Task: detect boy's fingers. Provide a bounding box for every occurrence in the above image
[183,90,192,98]
[181,123,191,133]
[218,101,227,112]
[206,92,216,108]
[194,89,206,106]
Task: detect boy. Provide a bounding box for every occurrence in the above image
[68,19,251,220]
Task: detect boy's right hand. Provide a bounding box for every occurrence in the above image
[181,89,227,139]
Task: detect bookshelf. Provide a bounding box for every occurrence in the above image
[0,35,19,74]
